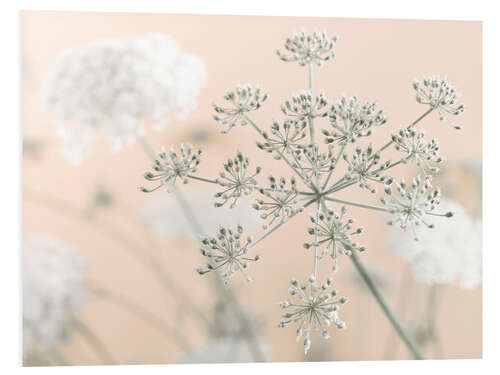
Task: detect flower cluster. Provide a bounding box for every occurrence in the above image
[281,91,329,122]
[392,127,442,174]
[278,276,347,354]
[413,76,465,129]
[257,119,307,155]
[23,235,87,353]
[139,28,467,355]
[304,207,364,271]
[141,144,202,192]
[215,152,261,208]
[253,176,303,229]
[381,176,451,240]
[213,85,268,133]
[343,145,392,193]
[43,33,206,164]
[323,96,387,144]
[389,199,482,288]
[277,29,338,67]
[197,225,260,286]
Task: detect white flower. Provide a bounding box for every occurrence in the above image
[23,235,87,353]
[388,199,482,288]
[140,189,261,241]
[43,33,206,163]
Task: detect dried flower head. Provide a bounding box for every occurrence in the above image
[277,29,338,67]
[392,127,442,174]
[413,76,465,129]
[278,276,347,354]
[253,176,303,229]
[296,143,336,179]
[215,152,261,208]
[304,207,364,271]
[197,225,260,286]
[141,144,202,192]
[213,85,268,133]
[43,33,206,164]
[257,119,307,156]
[281,91,329,122]
[382,176,452,240]
[343,145,392,193]
[323,95,387,144]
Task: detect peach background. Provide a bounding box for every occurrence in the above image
[21,11,482,364]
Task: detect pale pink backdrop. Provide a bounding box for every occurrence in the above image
[22,11,482,364]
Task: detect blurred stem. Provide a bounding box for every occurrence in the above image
[382,266,413,359]
[138,136,268,362]
[72,318,115,365]
[350,252,424,360]
[426,284,444,358]
[89,283,192,351]
[24,188,214,334]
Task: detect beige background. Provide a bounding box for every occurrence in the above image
[22,11,482,364]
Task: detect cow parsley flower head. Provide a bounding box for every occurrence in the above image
[197,225,259,287]
[257,119,307,155]
[43,33,206,163]
[23,235,87,353]
[141,144,202,192]
[381,176,451,240]
[215,152,261,208]
[392,127,442,174]
[304,206,365,271]
[281,91,329,121]
[213,84,268,133]
[343,145,392,194]
[277,28,338,67]
[253,176,303,229]
[413,76,465,130]
[279,276,347,354]
[323,95,387,145]
[389,199,482,288]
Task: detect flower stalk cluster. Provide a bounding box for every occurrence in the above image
[141,29,465,356]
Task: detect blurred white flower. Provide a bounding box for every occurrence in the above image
[23,235,87,353]
[43,33,206,164]
[140,189,261,241]
[388,199,482,288]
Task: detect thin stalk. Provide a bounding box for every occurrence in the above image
[324,196,389,213]
[72,318,115,365]
[89,283,192,351]
[322,143,346,190]
[307,62,315,144]
[350,252,424,360]
[138,136,268,362]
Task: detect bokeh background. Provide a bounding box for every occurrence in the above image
[21,11,482,364]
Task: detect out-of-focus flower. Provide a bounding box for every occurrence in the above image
[140,189,261,241]
[277,29,338,67]
[23,235,87,354]
[388,198,482,288]
[279,276,347,354]
[43,33,206,164]
[413,76,465,130]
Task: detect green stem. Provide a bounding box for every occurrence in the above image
[350,252,424,360]
[324,196,389,212]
